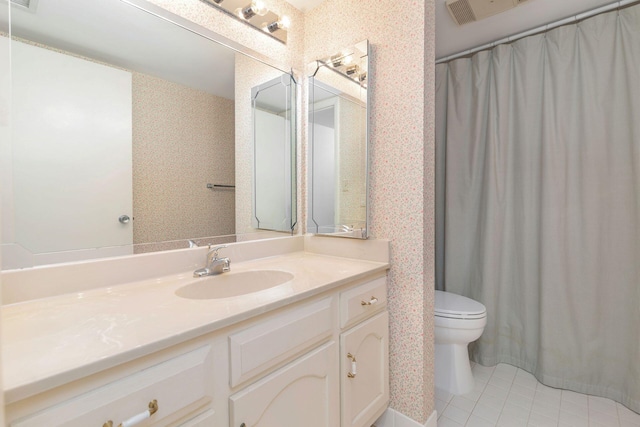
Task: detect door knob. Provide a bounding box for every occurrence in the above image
[119,215,130,224]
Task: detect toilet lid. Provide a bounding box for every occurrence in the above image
[435,290,487,319]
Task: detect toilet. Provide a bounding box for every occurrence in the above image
[435,290,487,395]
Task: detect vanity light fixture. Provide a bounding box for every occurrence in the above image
[237,0,267,20]
[199,0,289,43]
[329,53,354,68]
[264,15,291,33]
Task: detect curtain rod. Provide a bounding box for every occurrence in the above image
[436,0,640,64]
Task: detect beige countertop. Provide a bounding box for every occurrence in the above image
[2,251,388,403]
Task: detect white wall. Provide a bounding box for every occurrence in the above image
[308,121,336,231]
[253,108,292,231]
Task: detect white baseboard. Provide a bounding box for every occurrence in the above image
[425,410,437,427]
[374,408,438,427]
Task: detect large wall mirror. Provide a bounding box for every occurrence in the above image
[307,40,369,239]
[0,0,297,269]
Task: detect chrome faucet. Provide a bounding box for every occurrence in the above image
[193,245,230,277]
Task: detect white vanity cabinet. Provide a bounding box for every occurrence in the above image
[339,277,390,427]
[5,273,388,427]
[229,342,340,427]
[226,296,340,427]
[225,275,388,427]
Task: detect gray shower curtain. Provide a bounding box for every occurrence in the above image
[435,6,640,412]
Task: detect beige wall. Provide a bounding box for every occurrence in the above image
[305,1,436,422]
[143,0,436,423]
[132,72,236,245]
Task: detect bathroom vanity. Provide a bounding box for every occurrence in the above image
[2,237,390,427]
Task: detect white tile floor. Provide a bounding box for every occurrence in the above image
[436,363,640,427]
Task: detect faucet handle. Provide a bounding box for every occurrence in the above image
[207,244,228,259]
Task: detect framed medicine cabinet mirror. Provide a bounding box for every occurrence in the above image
[307,40,369,239]
[0,0,297,269]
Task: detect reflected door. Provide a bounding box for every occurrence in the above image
[8,39,133,260]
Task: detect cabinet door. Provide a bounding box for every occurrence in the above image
[229,341,339,427]
[341,311,389,427]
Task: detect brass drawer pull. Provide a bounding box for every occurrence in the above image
[361,296,378,306]
[347,353,357,378]
[103,400,158,427]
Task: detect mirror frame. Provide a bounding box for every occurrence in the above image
[307,40,369,239]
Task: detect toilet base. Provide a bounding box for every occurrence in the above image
[435,342,475,395]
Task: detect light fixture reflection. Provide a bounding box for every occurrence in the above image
[330,55,343,68]
[264,15,290,33]
[200,0,289,43]
[346,65,359,76]
[238,0,267,20]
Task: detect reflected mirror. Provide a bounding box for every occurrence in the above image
[307,40,368,239]
[252,75,297,232]
[0,0,297,269]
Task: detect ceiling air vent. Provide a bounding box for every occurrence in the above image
[446,0,530,26]
[447,0,477,25]
[10,0,38,13]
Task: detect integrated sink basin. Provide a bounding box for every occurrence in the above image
[175,270,294,300]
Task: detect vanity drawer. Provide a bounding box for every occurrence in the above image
[229,297,335,388]
[11,346,213,427]
[340,276,387,329]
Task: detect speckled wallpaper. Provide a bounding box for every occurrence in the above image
[305,1,436,422]
[132,72,236,245]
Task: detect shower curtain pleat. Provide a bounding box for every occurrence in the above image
[435,6,640,413]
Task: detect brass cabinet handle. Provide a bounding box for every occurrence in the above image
[361,296,378,306]
[347,353,357,378]
[103,400,158,427]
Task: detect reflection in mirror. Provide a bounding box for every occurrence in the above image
[200,0,291,44]
[0,0,297,269]
[252,75,297,232]
[307,40,368,239]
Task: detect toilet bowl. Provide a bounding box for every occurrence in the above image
[435,290,487,395]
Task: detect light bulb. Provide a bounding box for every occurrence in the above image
[265,15,291,33]
[239,0,267,20]
[279,15,291,29]
[252,0,267,16]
